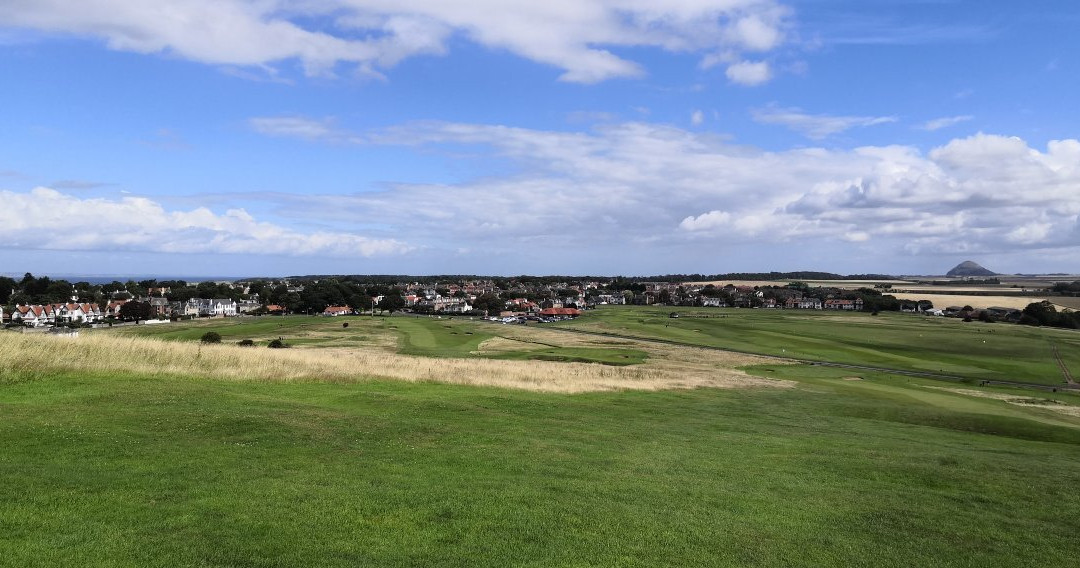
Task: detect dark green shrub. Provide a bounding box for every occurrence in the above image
[267,338,288,349]
[237,339,255,347]
[200,331,222,344]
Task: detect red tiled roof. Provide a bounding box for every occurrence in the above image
[539,307,581,316]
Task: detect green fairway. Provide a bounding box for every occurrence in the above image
[112,316,647,366]
[2,370,1080,566]
[558,306,1080,386]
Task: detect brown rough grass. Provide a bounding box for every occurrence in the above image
[0,330,792,393]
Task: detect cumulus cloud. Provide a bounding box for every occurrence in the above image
[919,115,974,131]
[725,60,772,85]
[0,187,410,257]
[751,105,897,139]
[691,110,705,126]
[0,0,791,83]
[256,122,1080,262]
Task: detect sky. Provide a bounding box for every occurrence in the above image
[1,0,1079,278]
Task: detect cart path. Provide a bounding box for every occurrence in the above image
[1051,342,1076,385]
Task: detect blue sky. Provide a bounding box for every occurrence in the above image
[1,0,1078,277]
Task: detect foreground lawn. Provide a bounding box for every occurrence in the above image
[3,370,1080,566]
[559,306,1080,386]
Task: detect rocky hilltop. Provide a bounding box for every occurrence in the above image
[946,260,997,277]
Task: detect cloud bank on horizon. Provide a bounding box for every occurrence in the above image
[1,0,1078,276]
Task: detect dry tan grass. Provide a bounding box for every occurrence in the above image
[0,330,792,393]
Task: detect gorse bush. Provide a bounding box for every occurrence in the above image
[200,331,222,344]
[267,338,288,349]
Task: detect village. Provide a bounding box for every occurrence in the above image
[3,273,943,329]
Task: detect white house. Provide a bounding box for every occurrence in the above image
[11,305,55,327]
[184,298,238,317]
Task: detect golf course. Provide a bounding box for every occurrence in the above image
[3,307,1080,566]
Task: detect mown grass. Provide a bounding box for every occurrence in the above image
[115,315,648,367]
[3,369,1080,567]
[559,306,1080,386]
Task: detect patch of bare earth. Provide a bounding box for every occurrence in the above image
[923,386,1080,417]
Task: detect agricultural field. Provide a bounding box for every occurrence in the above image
[556,306,1080,387]
[876,292,1048,311]
[1051,297,1080,310]
[683,279,1057,310]
[3,310,1080,566]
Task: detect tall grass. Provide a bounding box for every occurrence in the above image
[0,332,787,393]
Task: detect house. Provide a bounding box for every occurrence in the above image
[794,297,822,309]
[824,299,864,311]
[701,297,726,307]
[323,305,352,316]
[52,302,103,323]
[11,304,56,327]
[209,299,238,317]
[987,306,1022,321]
[184,298,238,317]
[104,300,128,318]
[146,297,170,317]
[264,304,286,314]
[539,307,581,318]
[237,299,262,313]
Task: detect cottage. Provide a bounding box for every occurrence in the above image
[323,305,353,316]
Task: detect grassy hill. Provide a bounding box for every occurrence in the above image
[557,306,1080,387]
[3,369,1080,566]
[3,311,1080,566]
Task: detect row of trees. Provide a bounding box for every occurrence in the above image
[1019,301,1080,329]
[0,273,252,307]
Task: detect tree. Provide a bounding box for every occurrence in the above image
[657,289,672,305]
[377,291,406,314]
[1022,301,1058,327]
[119,301,152,322]
[472,292,505,316]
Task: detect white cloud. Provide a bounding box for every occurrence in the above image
[751,105,897,139]
[691,109,705,126]
[919,115,974,131]
[679,210,731,231]
[301,124,1080,261]
[249,116,355,143]
[0,0,791,83]
[725,59,772,85]
[0,187,410,257]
